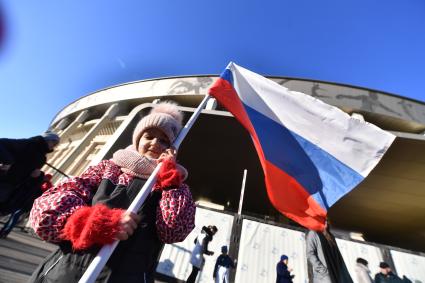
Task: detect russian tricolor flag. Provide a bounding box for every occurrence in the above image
[209,62,396,231]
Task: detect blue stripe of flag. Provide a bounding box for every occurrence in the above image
[243,104,363,210]
[220,68,234,86]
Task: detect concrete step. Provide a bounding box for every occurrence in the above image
[0,228,57,283]
[0,267,30,283]
[0,228,180,283]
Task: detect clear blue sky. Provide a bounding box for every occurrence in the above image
[1,1,424,138]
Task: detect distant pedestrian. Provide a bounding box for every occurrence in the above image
[186,225,218,283]
[213,245,235,283]
[374,262,403,283]
[306,221,353,283]
[355,257,374,283]
[276,255,294,283]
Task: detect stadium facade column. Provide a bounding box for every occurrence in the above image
[41,110,91,179]
[53,103,120,176]
[88,103,154,166]
[51,117,70,133]
[57,110,90,138]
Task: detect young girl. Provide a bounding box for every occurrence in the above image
[28,102,196,283]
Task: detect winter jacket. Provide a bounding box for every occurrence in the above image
[213,254,235,283]
[306,231,333,283]
[214,254,235,276]
[0,136,49,214]
[276,261,294,283]
[28,159,196,283]
[375,272,403,283]
[0,172,45,215]
[0,136,50,184]
[306,230,353,283]
[355,262,374,283]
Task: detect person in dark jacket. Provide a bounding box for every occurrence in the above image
[28,102,196,283]
[0,132,59,186]
[276,255,295,283]
[306,221,353,283]
[0,173,54,238]
[213,245,235,283]
[0,132,59,236]
[374,262,403,283]
[187,225,218,283]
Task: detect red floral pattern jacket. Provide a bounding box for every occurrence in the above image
[29,159,196,247]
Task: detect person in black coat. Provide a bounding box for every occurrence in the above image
[0,131,59,234]
[213,245,235,283]
[276,255,295,283]
[374,262,404,283]
[0,132,59,184]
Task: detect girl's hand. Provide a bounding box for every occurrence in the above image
[158,147,177,163]
[116,212,141,240]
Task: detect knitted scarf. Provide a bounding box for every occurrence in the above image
[112,145,157,179]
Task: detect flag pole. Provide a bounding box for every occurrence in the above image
[79,95,211,283]
[237,169,247,215]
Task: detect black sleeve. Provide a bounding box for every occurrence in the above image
[0,139,15,164]
[202,236,214,255]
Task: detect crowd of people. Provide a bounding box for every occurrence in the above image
[0,101,415,283]
[184,219,412,283]
[185,224,237,283]
[303,221,411,283]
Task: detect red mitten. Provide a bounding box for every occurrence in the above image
[155,158,182,190]
[62,204,124,250]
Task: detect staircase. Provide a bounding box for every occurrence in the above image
[0,228,57,283]
[0,226,176,283]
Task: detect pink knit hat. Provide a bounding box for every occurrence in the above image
[133,102,183,149]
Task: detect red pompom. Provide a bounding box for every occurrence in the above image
[155,158,182,190]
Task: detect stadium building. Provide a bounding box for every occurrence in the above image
[40,75,425,282]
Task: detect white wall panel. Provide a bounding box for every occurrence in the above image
[336,238,383,282]
[235,219,308,283]
[157,207,234,282]
[391,249,425,282]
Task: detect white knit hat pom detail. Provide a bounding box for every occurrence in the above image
[151,101,183,125]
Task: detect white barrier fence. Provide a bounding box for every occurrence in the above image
[157,207,235,282]
[156,208,425,282]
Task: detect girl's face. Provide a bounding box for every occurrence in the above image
[138,128,170,159]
